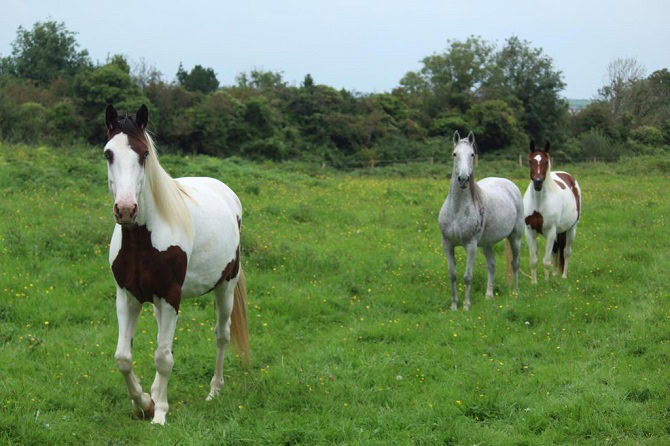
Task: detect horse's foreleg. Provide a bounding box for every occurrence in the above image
[463,242,478,311]
[525,227,538,285]
[151,295,178,425]
[207,279,236,401]
[114,288,153,419]
[442,239,458,311]
[543,229,557,281]
[482,246,495,299]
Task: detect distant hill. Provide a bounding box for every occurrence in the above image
[567,99,592,112]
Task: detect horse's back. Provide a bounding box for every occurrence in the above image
[478,177,523,246]
[177,177,242,298]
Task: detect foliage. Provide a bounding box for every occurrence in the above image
[0,20,90,84]
[0,21,668,166]
[176,63,219,94]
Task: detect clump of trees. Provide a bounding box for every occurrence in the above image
[1,20,668,166]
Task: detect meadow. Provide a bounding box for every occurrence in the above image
[1,143,669,445]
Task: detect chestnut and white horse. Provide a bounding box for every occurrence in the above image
[438,131,523,311]
[104,104,249,425]
[523,140,581,283]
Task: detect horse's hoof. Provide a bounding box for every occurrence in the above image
[450,304,458,311]
[151,412,166,425]
[134,399,155,420]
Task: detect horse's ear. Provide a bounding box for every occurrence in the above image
[105,104,118,133]
[136,104,149,131]
[529,139,536,152]
[453,130,461,146]
[544,141,551,152]
[467,131,475,145]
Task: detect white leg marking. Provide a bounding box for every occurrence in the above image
[525,227,538,285]
[207,279,236,401]
[114,288,153,417]
[151,299,178,425]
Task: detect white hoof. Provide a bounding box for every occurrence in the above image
[151,412,166,425]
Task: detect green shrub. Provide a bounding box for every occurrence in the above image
[632,125,664,146]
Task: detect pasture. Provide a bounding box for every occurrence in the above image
[1,143,669,445]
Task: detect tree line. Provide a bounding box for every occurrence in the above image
[1,20,668,166]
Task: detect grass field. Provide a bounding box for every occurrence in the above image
[1,143,669,445]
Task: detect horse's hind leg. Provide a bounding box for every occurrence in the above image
[207,278,236,401]
[482,246,495,299]
[562,226,577,279]
[114,288,154,419]
[509,233,521,291]
[151,297,179,425]
[442,238,459,311]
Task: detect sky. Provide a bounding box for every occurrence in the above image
[1,0,668,99]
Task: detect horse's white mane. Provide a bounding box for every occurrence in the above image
[144,132,193,238]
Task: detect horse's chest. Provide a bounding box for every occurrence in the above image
[111,225,187,310]
[440,210,483,244]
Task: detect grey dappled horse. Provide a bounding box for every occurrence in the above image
[438,131,524,310]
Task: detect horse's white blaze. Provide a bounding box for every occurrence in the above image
[105,134,144,213]
[534,154,543,162]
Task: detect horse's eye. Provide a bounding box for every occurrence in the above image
[143,151,150,160]
[471,153,475,157]
[452,152,456,157]
[104,150,113,161]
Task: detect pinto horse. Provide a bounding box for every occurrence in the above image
[523,140,581,283]
[104,104,249,425]
[439,131,524,310]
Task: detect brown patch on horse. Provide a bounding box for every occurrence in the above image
[552,232,567,272]
[554,179,566,189]
[528,151,550,182]
[106,116,150,166]
[525,211,544,234]
[111,225,187,312]
[555,172,580,218]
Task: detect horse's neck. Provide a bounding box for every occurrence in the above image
[447,178,483,214]
[136,181,160,227]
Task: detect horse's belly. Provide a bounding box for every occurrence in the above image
[180,183,241,298]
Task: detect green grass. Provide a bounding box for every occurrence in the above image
[1,143,669,445]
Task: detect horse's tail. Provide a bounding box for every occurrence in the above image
[552,232,567,273]
[505,239,513,288]
[230,267,250,367]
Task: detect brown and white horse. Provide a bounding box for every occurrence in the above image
[104,104,249,424]
[523,140,581,283]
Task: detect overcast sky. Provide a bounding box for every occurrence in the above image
[1,0,667,99]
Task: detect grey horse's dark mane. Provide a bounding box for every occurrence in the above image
[459,138,483,209]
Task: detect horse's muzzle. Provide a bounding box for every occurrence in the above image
[114,203,138,225]
[532,179,544,191]
[458,175,470,189]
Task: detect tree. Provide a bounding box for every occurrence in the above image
[399,36,495,116]
[467,100,523,151]
[0,20,90,84]
[598,57,646,116]
[176,63,219,94]
[485,36,567,141]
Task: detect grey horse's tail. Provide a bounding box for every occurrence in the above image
[505,239,513,288]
